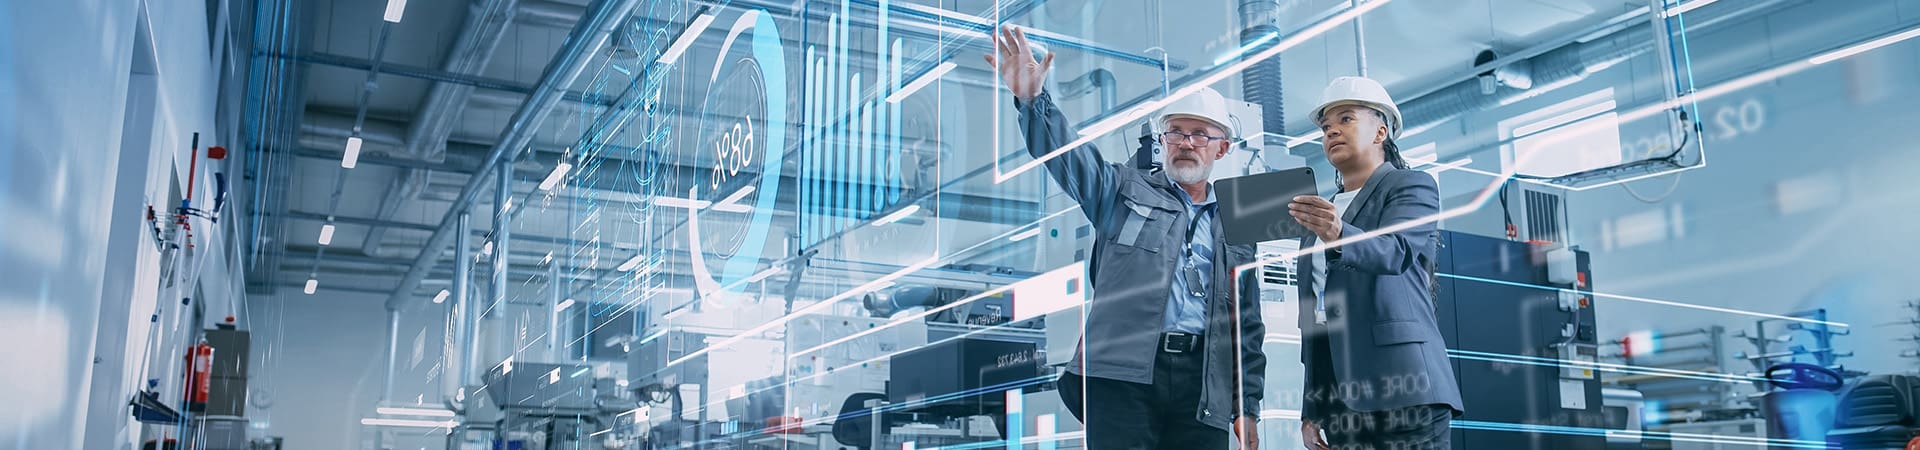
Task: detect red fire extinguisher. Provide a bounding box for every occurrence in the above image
[183,340,214,413]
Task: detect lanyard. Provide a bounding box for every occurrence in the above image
[1182,206,1209,298]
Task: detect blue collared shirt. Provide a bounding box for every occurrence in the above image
[1165,173,1217,334]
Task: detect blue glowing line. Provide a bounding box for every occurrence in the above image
[1445,348,1764,384]
[1437,273,1849,327]
[1454,420,1832,448]
[1213,31,1278,66]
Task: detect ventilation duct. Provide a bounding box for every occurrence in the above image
[1239,0,1286,141]
[1400,26,1651,137]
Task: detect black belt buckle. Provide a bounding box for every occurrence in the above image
[1161,333,1197,354]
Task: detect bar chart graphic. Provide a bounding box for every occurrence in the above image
[799,0,909,247]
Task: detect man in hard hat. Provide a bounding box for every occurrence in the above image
[986,26,1265,450]
[1290,76,1461,450]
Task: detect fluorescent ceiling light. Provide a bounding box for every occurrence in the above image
[432,289,449,304]
[381,0,407,23]
[376,406,454,417]
[873,204,921,226]
[887,61,956,103]
[616,254,645,272]
[654,196,750,213]
[342,137,363,168]
[361,418,456,428]
[662,306,693,320]
[304,278,318,295]
[1008,227,1043,242]
[317,223,336,246]
[656,13,716,66]
[1659,0,1718,18]
[1809,25,1920,65]
[555,298,575,313]
[538,162,572,191]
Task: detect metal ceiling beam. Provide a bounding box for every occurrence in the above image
[293,146,471,172]
[367,0,527,262]
[293,139,1033,228]
[269,51,618,106]
[384,0,645,311]
[281,209,607,248]
[518,0,1179,70]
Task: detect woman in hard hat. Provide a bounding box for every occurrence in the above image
[1290,76,1462,450]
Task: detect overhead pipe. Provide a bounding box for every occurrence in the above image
[382,310,400,401]
[363,0,521,259]
[382,0,643,311]
[1057,68,1117,112]
[298,113,407,148]
[548,262,564,361]
[488,157,514,369]
[1397,25,1650,137]
[275,51,620,105]
[1239,0,1286,143]
[1351,0,1369,77]
[1394,0,1797,138]
[524,0,1180,70]
[452,212,477,390]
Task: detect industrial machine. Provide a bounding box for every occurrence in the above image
[481,362,632,450]
[1607,326,1743,420]
[1436,231,1606,449]
[1602,388,1646,450]
[1828,374,1920,448]
[1666,418,1768,450]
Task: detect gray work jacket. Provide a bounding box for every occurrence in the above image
[1016,92,1267,430]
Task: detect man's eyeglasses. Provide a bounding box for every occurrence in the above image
[1159,130,1228,147]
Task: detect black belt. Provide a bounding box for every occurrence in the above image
[1160,332,1203,354]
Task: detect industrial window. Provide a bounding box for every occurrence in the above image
[1498,89,1624,179]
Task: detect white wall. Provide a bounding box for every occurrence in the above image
[247,289,453,450]
[1,0,243,448]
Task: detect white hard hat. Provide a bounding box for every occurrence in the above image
[1312,76,1402,139]
[1159,87,1237,139]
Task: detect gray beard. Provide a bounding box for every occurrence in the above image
[1167,161,1209,185]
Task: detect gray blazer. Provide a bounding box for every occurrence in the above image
[1296,163,1463,419]
[1016,92,1267,430]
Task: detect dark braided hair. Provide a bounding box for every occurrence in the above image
[1377,110,1410,170]
[1374,111,1440,306]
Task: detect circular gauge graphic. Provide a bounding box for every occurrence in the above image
[694,54,767,262]
[687,10,787,299]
